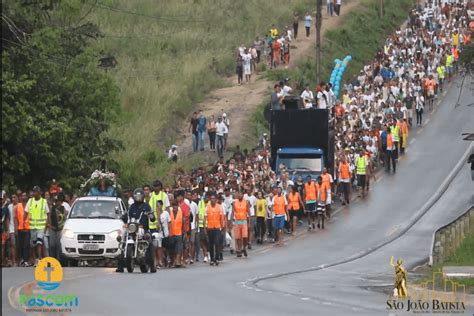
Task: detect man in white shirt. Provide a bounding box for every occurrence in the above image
[216,116,228,156]
[243,189,257,249]
[25,186,50,264]
[300,85,314,108]
[186,191,199,264]
[282,79,293,97]
[242,50,253,83]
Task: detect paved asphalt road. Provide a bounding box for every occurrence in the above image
[2,77,473,316]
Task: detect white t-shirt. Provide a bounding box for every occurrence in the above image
[282,85,293,97]
[189,201,198,230]
[62,201,72,214]
[160,211,171,237]
[216,121,228,136]
[300,90,314,103]
[127,197,134,207]
[244,194,257,217]
[8,204,15,233]
[242,54,252,68]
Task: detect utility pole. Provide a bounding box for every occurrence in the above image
[316,0,322,84]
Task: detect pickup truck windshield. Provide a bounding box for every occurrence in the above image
[70,200,120,219]
[277,153,322,173]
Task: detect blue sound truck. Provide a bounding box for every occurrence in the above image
[269,97,335,180]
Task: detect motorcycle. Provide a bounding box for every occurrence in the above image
[117,210,153,273]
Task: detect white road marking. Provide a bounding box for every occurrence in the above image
[409,138,416,145]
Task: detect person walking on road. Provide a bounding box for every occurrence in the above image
[255,191,267,244]
[304,176,317,231]
[272,187,288,246]
[25,186,50,266]
[316,176,330,229]
[204,192,225,266]
[321,168,333,217]
[338,156,351,205]
[304,12,312,38]
[15,192,31,266]
[415,94,424,126]
[197,195,210,263]
[242,49,253,83]
[287,185,303,236]
[236,55,243,85]
[188,112,199,152]
[356,150,368,198]
[385,127,397,173]
[233,192,250,258]
[169,199,185,268]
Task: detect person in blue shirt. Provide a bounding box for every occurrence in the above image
[88,179,116,197]
[380,127,388,167]
[197,110,207,151]
[116,188,156,273]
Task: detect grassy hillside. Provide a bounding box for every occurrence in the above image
[85,0,313,186]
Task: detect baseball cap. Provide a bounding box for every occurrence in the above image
[33,186,41,192]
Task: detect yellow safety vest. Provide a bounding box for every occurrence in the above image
[198,200,207,229]
[148,191,166,230]
[28,198,47,229]
[356,156,366,175]
[446,55,454,67]
[436,66,445,79]
[390,126,400,142]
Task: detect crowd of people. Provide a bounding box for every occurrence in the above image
[2,1,471,269]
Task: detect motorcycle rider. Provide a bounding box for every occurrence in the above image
[116,188,157,273]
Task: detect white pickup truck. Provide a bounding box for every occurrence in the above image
[60,196,127,265]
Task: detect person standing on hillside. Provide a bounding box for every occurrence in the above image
[293,12,299,40]
[188,112,199,152]
[334,0,342,17]
[197,110,207,151]
[236,55,243,85]
[222,113,230,150]
[254,37,262,64]
[207,115,217,152]
[271,38,281,69]
[304,12,312,38]
[242,49,253,83]
[216,116,228,157]
[327,0,334,16]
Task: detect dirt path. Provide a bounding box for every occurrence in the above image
[177,1,359,158]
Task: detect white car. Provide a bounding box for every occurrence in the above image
[61,196,127,264]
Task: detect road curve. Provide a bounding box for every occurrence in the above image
[2,76,473,316]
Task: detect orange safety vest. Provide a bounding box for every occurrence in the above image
[273,195,286,215]
[387,133,394,148]
[206,204,222,229]
[317,182,330,203]
[321,173,331,187]
[169,207,183,237]
[452,47,459,60]
[15,203,30,230]
[401,121,408,135]
[304,182,317,201]
[425,79,435,91]
[234,199,248,220]
[464,34,471,45]
[339,163,350,180]
[288,192,301,210]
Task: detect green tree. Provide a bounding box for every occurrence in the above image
[2,0,121,191]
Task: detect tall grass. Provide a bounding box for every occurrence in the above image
[86,0,313,187]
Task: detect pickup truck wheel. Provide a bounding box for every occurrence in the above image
[125,246,134,273]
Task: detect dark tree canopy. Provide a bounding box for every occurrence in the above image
[2,0,122,192]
